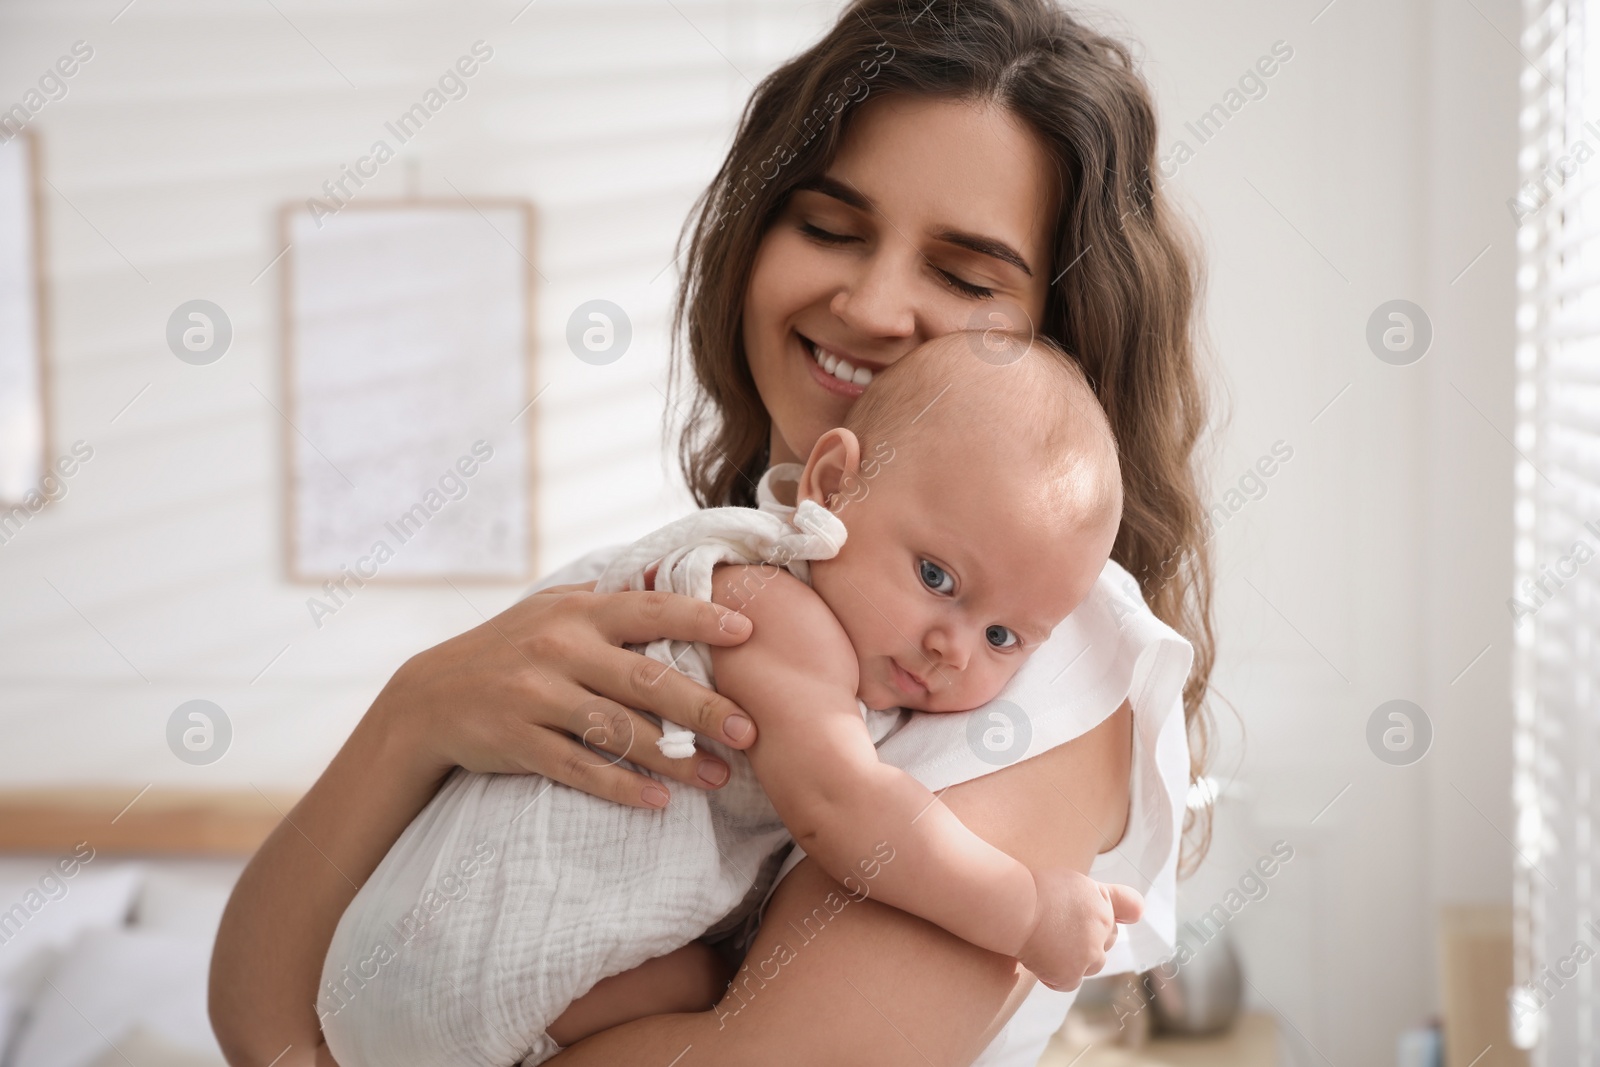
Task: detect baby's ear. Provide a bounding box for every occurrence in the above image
[798,428,862,511]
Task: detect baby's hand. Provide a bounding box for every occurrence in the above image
[1016,868,1144,991]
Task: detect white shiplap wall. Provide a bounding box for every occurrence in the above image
[0,0,834,786]
[0,3,1533,1065]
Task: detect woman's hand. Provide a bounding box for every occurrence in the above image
[376,581,759,807]
[211,581,760,1066]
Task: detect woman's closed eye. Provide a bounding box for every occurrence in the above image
[933,265,995,299]
[799,221,858,245]
[799,222,996,300]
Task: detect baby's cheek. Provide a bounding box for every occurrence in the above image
[971,658,1028,709]
[811,557,865,631]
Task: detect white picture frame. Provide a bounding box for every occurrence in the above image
[280,200,538,583]
[0,129,46,507]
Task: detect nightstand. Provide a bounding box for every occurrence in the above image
[1037,1012,1279,1066]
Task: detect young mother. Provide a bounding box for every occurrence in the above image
[211,1,1215,1063]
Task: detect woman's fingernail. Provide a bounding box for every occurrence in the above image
[697,760,730,786]
[720,611,752,634]
[724,715,753,743]
[642,784,670,808]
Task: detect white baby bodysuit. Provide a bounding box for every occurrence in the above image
[318,467,903,1067]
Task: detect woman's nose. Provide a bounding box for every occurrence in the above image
[829,249,918,341]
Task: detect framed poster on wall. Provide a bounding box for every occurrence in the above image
[0,129,47,508]
[280,199,537,582]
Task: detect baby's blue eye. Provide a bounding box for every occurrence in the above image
[919,559,954,595]
[986,625,1018,650]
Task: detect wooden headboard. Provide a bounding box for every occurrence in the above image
[0,788,302,857]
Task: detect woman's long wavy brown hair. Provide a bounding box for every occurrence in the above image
[669,0,1216,868]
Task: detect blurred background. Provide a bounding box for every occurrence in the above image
[0,1,1587,1066]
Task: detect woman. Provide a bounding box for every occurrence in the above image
[210,1,1215,1064]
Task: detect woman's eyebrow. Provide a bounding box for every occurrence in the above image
[934,229,1034,278]
[796,175,1035,278]
[799,174,873,211]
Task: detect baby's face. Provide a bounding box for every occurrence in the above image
[802,430,1113,714]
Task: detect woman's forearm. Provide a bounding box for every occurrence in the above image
[552,703,1132,1067]
[209,702,447,1067]
[209,581,760,1067]
[547,857,1031,1067]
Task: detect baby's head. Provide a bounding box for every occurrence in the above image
[793,331,1122,713]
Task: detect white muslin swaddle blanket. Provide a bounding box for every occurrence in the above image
[319,468,904,1067]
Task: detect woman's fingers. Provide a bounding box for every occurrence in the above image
[592,588,753,649]
[585,643,756,749]
[560,692,731,790]
[523,728,676,810]
[391,583,754,805]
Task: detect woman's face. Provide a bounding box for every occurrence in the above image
[742,94,1060,465]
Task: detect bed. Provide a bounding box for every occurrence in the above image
[0,789,295,1067]
[2,791,1236,1067]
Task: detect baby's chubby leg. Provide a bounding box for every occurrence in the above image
[545,941,732,1048]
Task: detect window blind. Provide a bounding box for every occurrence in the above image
[1514,1,1600,1062]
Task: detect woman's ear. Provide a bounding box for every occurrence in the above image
[798,428,863,511]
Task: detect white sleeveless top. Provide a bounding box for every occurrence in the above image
[531,482,1194,1066]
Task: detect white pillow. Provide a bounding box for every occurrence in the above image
[0,862,143,1062]
[9,929,220,1067]
[83,1026,224,1067]
[130,862,244,940]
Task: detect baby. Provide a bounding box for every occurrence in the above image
[319,331,1131,1066]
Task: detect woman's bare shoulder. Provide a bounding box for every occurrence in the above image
[942,699,1134,868]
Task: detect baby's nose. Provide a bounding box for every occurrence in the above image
[926,630,969,673]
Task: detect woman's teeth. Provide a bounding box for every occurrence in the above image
[810,341,874,387]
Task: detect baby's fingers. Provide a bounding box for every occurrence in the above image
[1105,883,1145,925]
[1041,948,1107,992]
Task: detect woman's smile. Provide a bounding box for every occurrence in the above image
[799,331,881,398]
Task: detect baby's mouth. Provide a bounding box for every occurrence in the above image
[890,658,929,695]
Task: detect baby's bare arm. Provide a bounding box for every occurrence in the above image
[707,564,1044,960]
